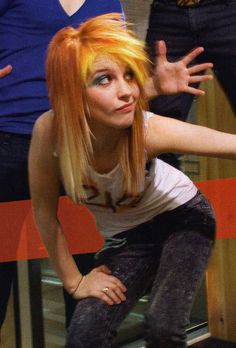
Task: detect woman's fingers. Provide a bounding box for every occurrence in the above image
[73,267,127,305]
[154,40,167,63]
[96,274,127,304]
[189,74,213,84]
[99,283,127,305]
[96,264,112,274]
[94,265,127,292]
[183,85,205,96]
[182,47,204,65]
[182,74,213,96]
[113,287,126,302]
[188,63,213,75]
[109,275,127,292]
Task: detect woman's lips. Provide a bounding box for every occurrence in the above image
[116,102,134,112]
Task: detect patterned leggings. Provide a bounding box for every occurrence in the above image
[66,191,216,348]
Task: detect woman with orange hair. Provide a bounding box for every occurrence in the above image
[29,13,236,347]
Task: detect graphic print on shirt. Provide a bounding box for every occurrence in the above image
[84,165,152,213]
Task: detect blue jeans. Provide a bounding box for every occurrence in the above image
[146,0,236,168]
[66,191,216,348]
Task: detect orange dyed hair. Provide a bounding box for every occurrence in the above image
[46,13,150,202]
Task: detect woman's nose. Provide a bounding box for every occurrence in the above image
[117,78,132,99]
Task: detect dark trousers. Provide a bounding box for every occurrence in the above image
[66,191,216,348]
[0,131,94,329]
[146,0,236,168]
[0,132,31,327]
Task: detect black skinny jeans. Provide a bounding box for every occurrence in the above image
[66,191,216,348]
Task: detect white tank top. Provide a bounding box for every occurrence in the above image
[84,113,197,237]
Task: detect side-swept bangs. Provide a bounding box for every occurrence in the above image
[46,13,151,202]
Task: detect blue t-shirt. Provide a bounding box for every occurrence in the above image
[0,0,123,134]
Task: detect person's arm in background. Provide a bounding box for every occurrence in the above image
[0,1,13,79]
[145,41,213,99]
[0,65,12,77]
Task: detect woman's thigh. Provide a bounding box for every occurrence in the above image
[66,242,159,348]
[67,192,216,347]
[145,193,216,346]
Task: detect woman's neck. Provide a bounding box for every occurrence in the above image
[91,125,123,154]
[58,0,85,16]
[90,129,124,174]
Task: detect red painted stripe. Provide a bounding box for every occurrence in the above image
[0,178,235,262]
[0,197,103,262]
[196,178,236,240]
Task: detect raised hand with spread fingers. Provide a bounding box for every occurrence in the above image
[146,40,213,98]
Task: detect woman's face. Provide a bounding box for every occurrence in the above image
[86,57,140,131]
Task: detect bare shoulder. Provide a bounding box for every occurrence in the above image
[30,110,58,162]
[33,110,54,137]
[32,110,56,149]
[145,113,188,159]
[145,114,169,158]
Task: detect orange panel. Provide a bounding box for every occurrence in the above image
[0,178,235,262]
[0,196,103,262]
[196,178,236,240]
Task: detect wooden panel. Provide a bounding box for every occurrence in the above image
[197,72,236,341]
[0,291,16,348]
[121,0,152,40]
[206,239,236,341]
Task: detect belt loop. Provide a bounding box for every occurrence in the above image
[177,0,201,7]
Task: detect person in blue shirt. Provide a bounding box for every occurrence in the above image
[0,0,124,331]
[0,0,212,331]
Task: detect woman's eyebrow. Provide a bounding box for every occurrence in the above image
[89,67,115,80]
[92,68,110,74]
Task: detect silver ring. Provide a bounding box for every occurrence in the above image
[101,287,109,294]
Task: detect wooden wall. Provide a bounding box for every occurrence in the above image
[197,72,236,341]
[1,292,16,347]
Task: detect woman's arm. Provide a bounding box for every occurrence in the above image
[29,112,83,295]
[146,114,236,160]
[29,113,127,304]
[145,41,213,99]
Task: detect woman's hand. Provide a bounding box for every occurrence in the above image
[0,64,12,78]
[148,40,213,98]
[73,265,127,305]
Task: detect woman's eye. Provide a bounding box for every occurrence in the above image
[93,75,111,86]
[125,70,135,81]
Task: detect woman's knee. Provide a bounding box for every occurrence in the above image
[66,330,112,348]
[66,298,115,348]
[145,309,187,347]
